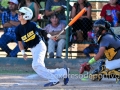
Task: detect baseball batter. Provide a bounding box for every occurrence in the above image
[15,7,69,87]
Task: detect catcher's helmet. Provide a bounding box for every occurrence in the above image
[93,19,111,37]
[93,19,111,29]
[18,7,33,20]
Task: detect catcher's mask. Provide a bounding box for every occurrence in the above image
[93,19,111,37]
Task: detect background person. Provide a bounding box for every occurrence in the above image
[0,0,20,57]
[70,0,93,40]
[83,30,99,59]
[100,0,120,27]
[45,0,69,25]
[43,13,66,58]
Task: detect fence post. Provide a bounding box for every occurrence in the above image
[65,0,70,59]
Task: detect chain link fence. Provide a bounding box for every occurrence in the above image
[0,0,109,58]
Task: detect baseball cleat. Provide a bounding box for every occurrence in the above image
[44,81,59,87]
[64,66,70,85]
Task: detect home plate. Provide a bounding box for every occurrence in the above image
[25,74,40,79]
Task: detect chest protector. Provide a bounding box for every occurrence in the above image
[98,33,120,61]
[104,48,117,61]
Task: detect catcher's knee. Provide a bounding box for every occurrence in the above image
[92,60,106,74]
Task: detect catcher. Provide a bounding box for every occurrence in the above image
[80,19,120,74]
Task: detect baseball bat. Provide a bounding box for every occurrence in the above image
[57,7,87,37]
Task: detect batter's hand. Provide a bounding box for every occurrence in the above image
[54,35,59,40]
[50,35,58,41]
[23,54,27,60]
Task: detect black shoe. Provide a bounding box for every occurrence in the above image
[92,69,99,74]
[44,81,59,87]
[6,54,11,57]
[49,52,54,58]
[6,54,17,57]
[56,56,61,58]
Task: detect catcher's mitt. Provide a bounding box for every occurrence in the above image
[79,62,91,74]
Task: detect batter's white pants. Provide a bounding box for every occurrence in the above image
[105,58,120,70]
[30,40,67,82]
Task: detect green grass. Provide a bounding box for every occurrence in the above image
[0,66,35,74]
[0,66,91,75]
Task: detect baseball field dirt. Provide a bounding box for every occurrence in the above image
[0,58,120,90]
[0,71,120,90]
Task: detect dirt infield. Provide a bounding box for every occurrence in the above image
[0,58,120,90]
[0,72,120,90]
